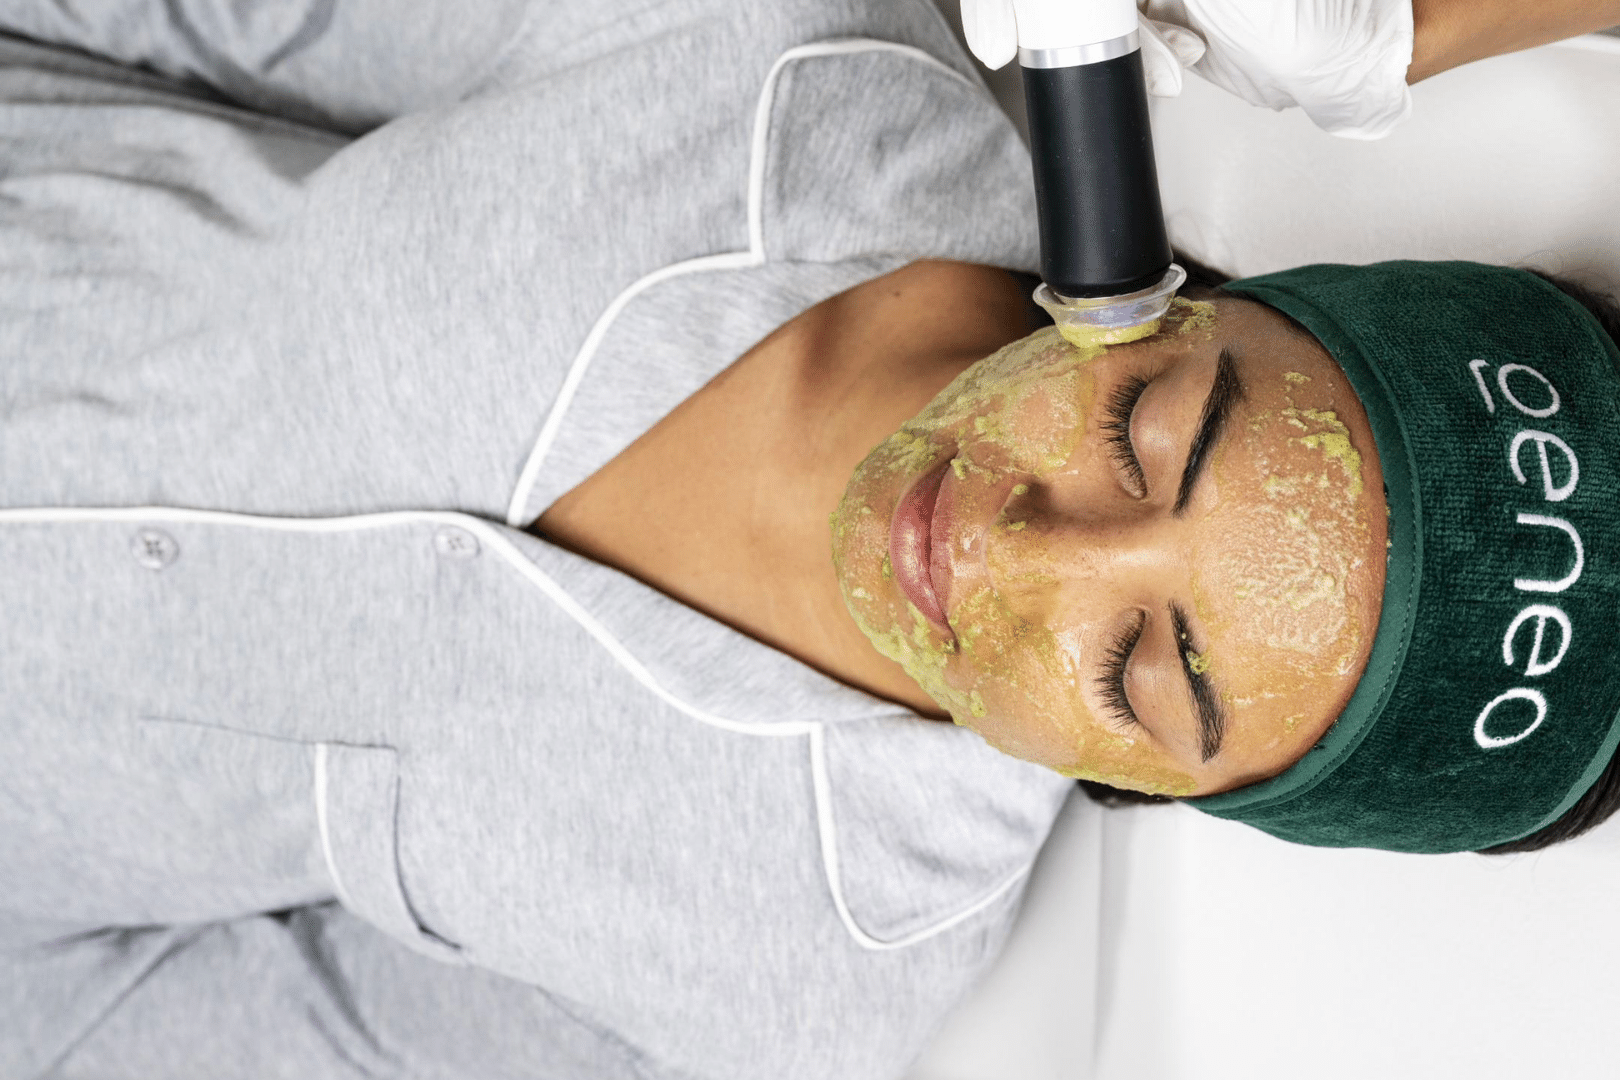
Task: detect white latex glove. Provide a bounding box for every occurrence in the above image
[960,0,1414,138]
[1140,0,1413,137]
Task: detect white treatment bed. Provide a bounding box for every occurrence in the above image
[907,22,1620,1080]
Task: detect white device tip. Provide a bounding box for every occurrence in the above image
[1033,263,1188,347]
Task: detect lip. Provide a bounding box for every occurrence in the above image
[889,458,954,634]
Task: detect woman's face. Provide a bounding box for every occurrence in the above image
[830,296,1386,796]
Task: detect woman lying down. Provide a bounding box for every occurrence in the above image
[3,1,1619,1079]
[828,258,1620,852]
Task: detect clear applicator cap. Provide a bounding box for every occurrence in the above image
[1033,263,1187,348]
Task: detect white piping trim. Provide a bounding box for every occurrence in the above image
[809,726,1033,951]
[11,502,1017,949]
[503,250,757,526]
[0,504,814,737]
[502,37,974,527]
[314,743,358,911]
[743,39,972,258]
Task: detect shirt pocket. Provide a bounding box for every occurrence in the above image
[314,741,465,966]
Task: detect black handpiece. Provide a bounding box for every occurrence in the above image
[1022,45,1172,299]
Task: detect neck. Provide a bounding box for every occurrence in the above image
[533,260,1035,716]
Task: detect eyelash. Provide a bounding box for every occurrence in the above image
[1097,610,1146,731]
[1102,374,1150,495]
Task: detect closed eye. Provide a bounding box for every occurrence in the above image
[1102,373,1150,497]
[1097,610,1146,731]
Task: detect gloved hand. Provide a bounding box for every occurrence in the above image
[960,0,1415,139]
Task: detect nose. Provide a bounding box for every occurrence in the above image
[983,490,1176,627]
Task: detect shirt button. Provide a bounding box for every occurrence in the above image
[131,528,180,570]
[433,526,479,560]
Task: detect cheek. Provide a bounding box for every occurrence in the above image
[939,587,1083,756]
[939,583,1077,726]
[946,602,1198,795]
[914,328,1102,478]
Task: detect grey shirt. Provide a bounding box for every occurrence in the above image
[0,4,1074,1078]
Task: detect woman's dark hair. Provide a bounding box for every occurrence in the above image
[1073,252,1620,854]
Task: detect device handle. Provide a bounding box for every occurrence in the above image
[1022,46,1173,298]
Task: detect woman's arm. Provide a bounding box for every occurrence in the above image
[1409,0,1620,82]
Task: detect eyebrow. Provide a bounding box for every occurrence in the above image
[1170,602,1227,762]
[1173,347,1245,516]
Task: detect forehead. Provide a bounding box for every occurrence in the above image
[1211,295,1336,365]
[1188,298,1385,738]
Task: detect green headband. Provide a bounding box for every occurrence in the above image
[1184,261,1620,853]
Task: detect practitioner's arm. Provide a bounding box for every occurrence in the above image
[1408,0,1620,82]
[0,0,533,133]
